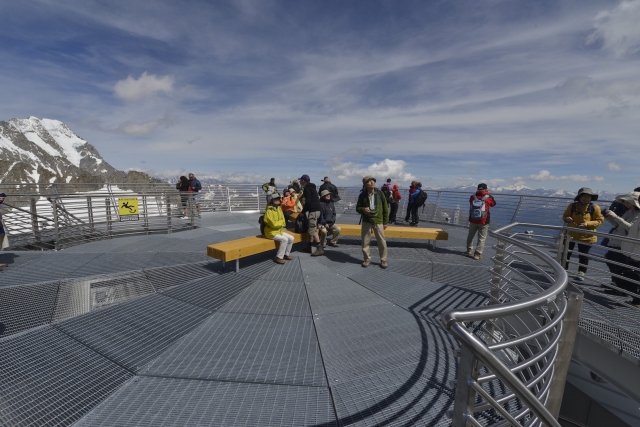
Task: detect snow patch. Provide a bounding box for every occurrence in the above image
[40,118,87,167]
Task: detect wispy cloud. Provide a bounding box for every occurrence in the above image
[114,72,175,102]
[329,158,417,182]
[587,0,640,58]
[607,162,622,171]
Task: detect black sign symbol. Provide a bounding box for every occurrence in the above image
[121,201,136,213]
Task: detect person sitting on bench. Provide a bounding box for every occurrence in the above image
[264,193,295,264]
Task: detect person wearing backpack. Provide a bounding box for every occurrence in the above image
[318,177,341,203]
[466,183,497,260]
[356,176,389,268]
[262,178,277,203]
[404,181,417,223]
[408,182,427,226]
[388,184,402,224]
[262,193,294,264]
[562,187,604,280]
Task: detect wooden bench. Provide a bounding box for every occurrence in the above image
[336,224,448,241]
[207,230,306,272]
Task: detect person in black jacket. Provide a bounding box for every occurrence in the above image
[318,190,341,248]
[319,177,341,203]
[175,176,190,218]
[299,174,324,256]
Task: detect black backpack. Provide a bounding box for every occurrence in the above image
[570,202,594,215]
[295,214,309,233]
[381,185,394,204]
[258,215,266,236]
[414,189,427,207]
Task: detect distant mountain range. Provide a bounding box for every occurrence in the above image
[426,184,618,202]
[0,116,161,185]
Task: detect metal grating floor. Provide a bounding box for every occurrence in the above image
[219,279,311,317]
[159,272,253,311]
[144,311,326,387]
[74,376,337,427]
[0,281,59,337]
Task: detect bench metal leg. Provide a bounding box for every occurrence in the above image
[235,259,239,273]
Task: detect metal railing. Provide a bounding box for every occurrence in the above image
[442,224,574,427]
[0,186,200,250]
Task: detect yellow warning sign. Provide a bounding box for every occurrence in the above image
[118,198,139,221]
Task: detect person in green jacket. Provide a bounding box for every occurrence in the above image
[263,193,294,264]
[356,176,389,268]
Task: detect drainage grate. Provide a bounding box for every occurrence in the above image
[0,327,133,427]
[144,312,326,387]
[74,376,337,427]
[56,293,212,372]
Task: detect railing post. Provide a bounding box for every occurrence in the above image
[142,195,149,233]
[30,196,41,246]
[491,238,506,304]
[105,198,112,237]
[450,344,479,426]
[189,195,195,228]
[257,186,260,211]
[546,284,583,418]
[52,198,60,250]
[511,196,524,224]
[227,187,232,212]
[166,194,172,234]
[86,196,94,228]
[430,191,441,222]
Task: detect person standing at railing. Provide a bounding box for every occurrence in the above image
[563,188,604,281]
[403,181,417,223]
[299,174,324,256]
[388,184,402,224]
[603,192,640,296]
[262,178,277,203]
[466,183,496,260]
[318,177,341,203]
[188,173,202,217]
[0,192,8,250]
[176,176,190,218]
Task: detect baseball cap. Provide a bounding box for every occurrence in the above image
[299,174,310,182]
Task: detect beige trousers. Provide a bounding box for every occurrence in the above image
[466,222,489,255]
[319,224,341,246]
[361,222,387,262]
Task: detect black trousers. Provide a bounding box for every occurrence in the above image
[565,242,591,273]
[389,203,399,223]
[605,249,626,286]
[404,203,412,221]
[410,205,420,224]
[619,257,640,302]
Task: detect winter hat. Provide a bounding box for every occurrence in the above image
[615,191,640,210]
[319,190,331,198]
[299,174,310,182]
[0,193,6,198]
[477,183,488,190]
[362,175,376,184]
[574,187,598,201]
[268,193,281,202]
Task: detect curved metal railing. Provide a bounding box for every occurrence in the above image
[442,225,571,427]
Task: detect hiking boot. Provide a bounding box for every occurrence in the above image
[575,271,585,281]
[473,252,482,260]
[465,249,473,256]
[311,248,325,256]
[380,261,388,269]
[283,255,294,260]
[328,242,339,247]
[362,259,370,267]
[274,257,286,264]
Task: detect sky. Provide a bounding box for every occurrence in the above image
[1,0,639,191]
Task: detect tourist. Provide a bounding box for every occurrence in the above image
[356,176,389,268]
[562,187,604,280]
[466,183,497,260]
[281,188,296,223]
[175,176,190,218]
[389,184,402,224]
[299,174,324,256]
[0,192,8,250]
[603,191,640,294]
[318,189,341,248]
[188,173,202,216]
[404,181,417,223]
[617,208,640,307]
[319,176,341,202]
[408,182,426,226]
[262,178,277,203]
[263,193,294,264]
[290,179,301,194]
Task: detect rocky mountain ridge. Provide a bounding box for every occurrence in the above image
[0,117,160,185]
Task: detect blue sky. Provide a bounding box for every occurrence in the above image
[1,0,639,191]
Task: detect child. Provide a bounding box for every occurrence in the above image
[263,193,295,264]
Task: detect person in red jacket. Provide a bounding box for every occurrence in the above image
[466,183,497,260]
[389,184,402,224]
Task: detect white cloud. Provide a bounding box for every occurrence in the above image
[607,162,622,171]
[114,114,175,135]
[329,158,417,182]
[114,72,175,102]
[513,170,604,182]
[587,0,640,58]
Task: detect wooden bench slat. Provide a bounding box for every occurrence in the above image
[207,230,305,262]
[336,224,448,240]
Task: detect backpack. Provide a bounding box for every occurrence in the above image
[570,202,594,216]
[258,215,266,236]
[381,185,395,204]
[295,214,309,233]
[414,189,427,207]
[470,195,489,220]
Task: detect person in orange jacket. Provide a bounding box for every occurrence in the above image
[281,188,296,222]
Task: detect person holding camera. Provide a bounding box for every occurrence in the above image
[356,176,389,268]
[562,188,604,281]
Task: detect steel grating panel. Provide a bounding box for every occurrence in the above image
[55,293,212,372]
[75,376,337,427]
[305,270,391,316]
[0,327,133,427]
[314,304,451,383]
[331,363,454,427]
[237,256,281,279]
[159,273,253,311]
[385,259,434,281]
[207,223,257,232]
[259,257,304,282]
[427,248,481,265]
[431,262,492,292]
[144,262,220,291]
[68,252,157,277]
[385,247,431,261]
[315,251,371,276]
[0,281,59,338]
[144,311,326,386]
[220,279,311,317]
[144,251,210,268]
[0,251,45,269]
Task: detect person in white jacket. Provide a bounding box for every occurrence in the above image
[613,192,640,307]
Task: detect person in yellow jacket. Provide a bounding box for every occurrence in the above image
[562,187,604,280]
[263,193,294,264]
